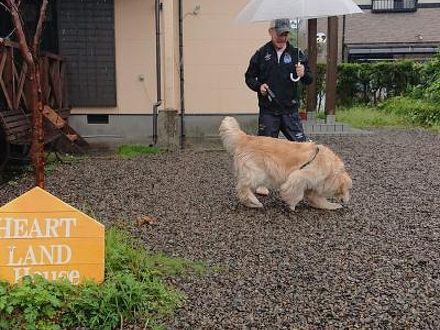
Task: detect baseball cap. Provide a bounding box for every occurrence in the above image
[270,18,291,34]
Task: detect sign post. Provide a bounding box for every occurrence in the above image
[0,187,105,284]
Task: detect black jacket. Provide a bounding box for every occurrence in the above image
[245,41,313,114]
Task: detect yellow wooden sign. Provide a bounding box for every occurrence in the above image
[0,187,105,284]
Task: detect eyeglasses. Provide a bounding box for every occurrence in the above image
[277,32,289,37]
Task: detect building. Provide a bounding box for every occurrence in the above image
[308,0,440,62]
[1,0,439,150]
[65,0,269,147]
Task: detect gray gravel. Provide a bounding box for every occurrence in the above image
[1,129,439,329]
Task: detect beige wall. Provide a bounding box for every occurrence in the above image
[183,0,267,114]
[72,0,268,116]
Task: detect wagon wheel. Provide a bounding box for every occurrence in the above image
[0,127,10,172]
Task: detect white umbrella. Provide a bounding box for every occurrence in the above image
[236,0,363,23]
[236,0,363,81]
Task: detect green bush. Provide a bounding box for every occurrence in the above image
[425,78,440,103]
[312,60,426,107]
[411,52,440,98]
[0,228,207,330]
[335,61,420,105]
[412,52,440,103]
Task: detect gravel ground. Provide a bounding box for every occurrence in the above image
[1,129,439,329]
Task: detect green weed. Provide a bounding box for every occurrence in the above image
[117,145,161,159]
[335,105,411,129]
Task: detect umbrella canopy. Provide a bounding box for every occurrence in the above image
[236,0,363,23]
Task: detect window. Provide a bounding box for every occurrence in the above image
[87,114,109,125]
[372,0,418,13]
[57,0,116,107]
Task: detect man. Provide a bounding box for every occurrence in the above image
[245,18,313,142]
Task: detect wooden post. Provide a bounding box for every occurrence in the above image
[306,19,317,115]
[30,64,45,187]
[5,0,48,188]
[325,16,338,119]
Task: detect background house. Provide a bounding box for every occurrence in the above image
[303,0,440,62]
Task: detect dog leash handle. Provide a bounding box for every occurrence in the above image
[266,86,288,114]
[266,86,276,102]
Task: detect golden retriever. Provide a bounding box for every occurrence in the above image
[219,116,352,211]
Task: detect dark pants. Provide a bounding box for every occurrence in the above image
[258,112,307,142]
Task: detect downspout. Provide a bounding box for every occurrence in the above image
[178,0,185,149]
[152,0,162,146]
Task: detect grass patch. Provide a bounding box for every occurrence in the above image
[335,105,411,129]
[430,124,440,133]
[331,97,440,131]
[0,228,207,330]
[315,111,326,120]
[377,96,440,127]
[117,144,161,159]
[44,152,80,176]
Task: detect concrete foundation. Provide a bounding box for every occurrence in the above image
[68,113,370,150]
[157,109,179,151]
[326,114,337,124]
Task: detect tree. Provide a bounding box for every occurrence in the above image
[1,0,48,188]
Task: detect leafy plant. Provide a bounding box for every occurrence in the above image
[0,228,208,330]
[0,276,73,330]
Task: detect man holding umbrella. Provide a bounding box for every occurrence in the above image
[245,18,313,142]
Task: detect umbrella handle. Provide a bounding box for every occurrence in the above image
[290,74,301,82]
[290,62,302,82]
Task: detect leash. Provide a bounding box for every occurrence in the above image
[266,86,300,114]
[266,86,286,113]
[299,146,320,170]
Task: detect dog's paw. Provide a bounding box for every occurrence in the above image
[328,202,343,210]
[244,201,264,208]
[289,205,297,211]
[255,186,270,196]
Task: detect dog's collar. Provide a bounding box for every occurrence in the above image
[299,146,320,170]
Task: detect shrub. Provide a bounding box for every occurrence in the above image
[410,52,440,102]
[312,60,425,107]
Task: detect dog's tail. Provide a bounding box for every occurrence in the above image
[219,116,246,154]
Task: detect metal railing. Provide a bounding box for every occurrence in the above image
[372,0,418,13]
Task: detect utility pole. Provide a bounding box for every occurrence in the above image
[325,16,338,122]
[306,18,318,117]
